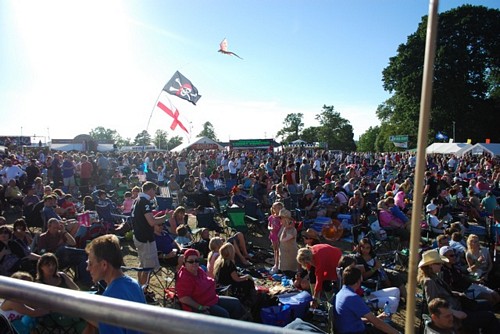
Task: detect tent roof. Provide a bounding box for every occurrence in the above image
[426,142,472,155]
[460,143,500,157]
[170,137,223,152]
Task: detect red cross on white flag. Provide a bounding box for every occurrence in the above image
[156,99,189,134]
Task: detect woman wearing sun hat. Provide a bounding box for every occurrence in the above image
[417,249,498,333]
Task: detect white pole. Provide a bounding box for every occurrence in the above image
[405,0,439,333]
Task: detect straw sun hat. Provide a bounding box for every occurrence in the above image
[418,249,449,268]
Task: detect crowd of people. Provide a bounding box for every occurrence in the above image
[0,145,499,333]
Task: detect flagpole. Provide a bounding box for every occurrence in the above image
[405,0,439,333]
[145,90,164,135]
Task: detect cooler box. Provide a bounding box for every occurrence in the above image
[260,304,291,327]
[277,290,313,319]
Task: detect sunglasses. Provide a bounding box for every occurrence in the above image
[185,259,200,264]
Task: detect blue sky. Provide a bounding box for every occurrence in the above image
[1,0,498,145]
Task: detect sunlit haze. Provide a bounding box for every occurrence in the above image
[1,0,498,144]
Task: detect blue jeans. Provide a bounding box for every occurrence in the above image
[209,296,245,319]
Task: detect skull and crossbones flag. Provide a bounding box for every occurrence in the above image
[163,71,201,105]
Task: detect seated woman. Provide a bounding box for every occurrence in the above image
[176,249,246,319]
[36,252,79,290]
[418,249,498,333]
[12,218,34,251]
[0,226,40,277]
[354,238,407,301]
[377,200,410,246]
[465,234,493,281]
[207,237,225,278]
[35,253,88,332]
[0,271,49,334]
[213,243,256,306]
[167,206,187,236]
[440,245,500,306]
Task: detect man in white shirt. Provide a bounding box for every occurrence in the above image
[0,159,25,185]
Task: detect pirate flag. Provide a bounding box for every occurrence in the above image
[163,71,201,105]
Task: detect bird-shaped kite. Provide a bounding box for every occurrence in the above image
[218,38,243,59]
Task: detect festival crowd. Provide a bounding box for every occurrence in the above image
[0,145,499,333]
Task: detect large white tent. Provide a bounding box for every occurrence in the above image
[170,136,223,152]
[460,143,500,157]
[426,142,472,155]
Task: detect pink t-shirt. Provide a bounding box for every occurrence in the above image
[176,267,219,306]
[122,198,134,214]
[268,215,281,243]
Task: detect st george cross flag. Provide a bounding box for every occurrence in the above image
[163,71,201,105]
[156,97,190,134]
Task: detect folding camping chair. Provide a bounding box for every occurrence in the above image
[225,207,249,234]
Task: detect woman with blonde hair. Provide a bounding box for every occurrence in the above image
[168,206,186,235]
[207,237,225,278]
[418,249,498,333]
[213,243,255,306]
[465,234,493,280]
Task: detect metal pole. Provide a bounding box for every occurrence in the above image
[405,0,439,333]
[0,277,302,334]
[452,121,456,143]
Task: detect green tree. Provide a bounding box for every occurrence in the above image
[380,5,500,144]
[315,105,356,151]
[300,126,320,144]
[89,126,119,141]
[115,136,132,148]
[167,136,183,149]
[276,113,304,143]
[357,126,381,152]
[153,129,168,149]
[133,130,152,146]
[197,122,218,141]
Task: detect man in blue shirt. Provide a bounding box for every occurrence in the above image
[86,234,146,334]
[334,267,400,334]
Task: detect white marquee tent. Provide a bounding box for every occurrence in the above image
[170,136,223,152]
[460,143,500,157]
[426,142,472,155]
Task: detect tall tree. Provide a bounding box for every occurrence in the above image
[276,113,304,143]
[357,126,381,152]
[300,126,320,144]
[315,105,356,151]
[197,122,218,141]
[167,136,183,149]
[380,5,500,145]
[153,129,168,150]
[89,127,119,141]
[133,130,152,146]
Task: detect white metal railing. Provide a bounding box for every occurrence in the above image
[0,276,303,334]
